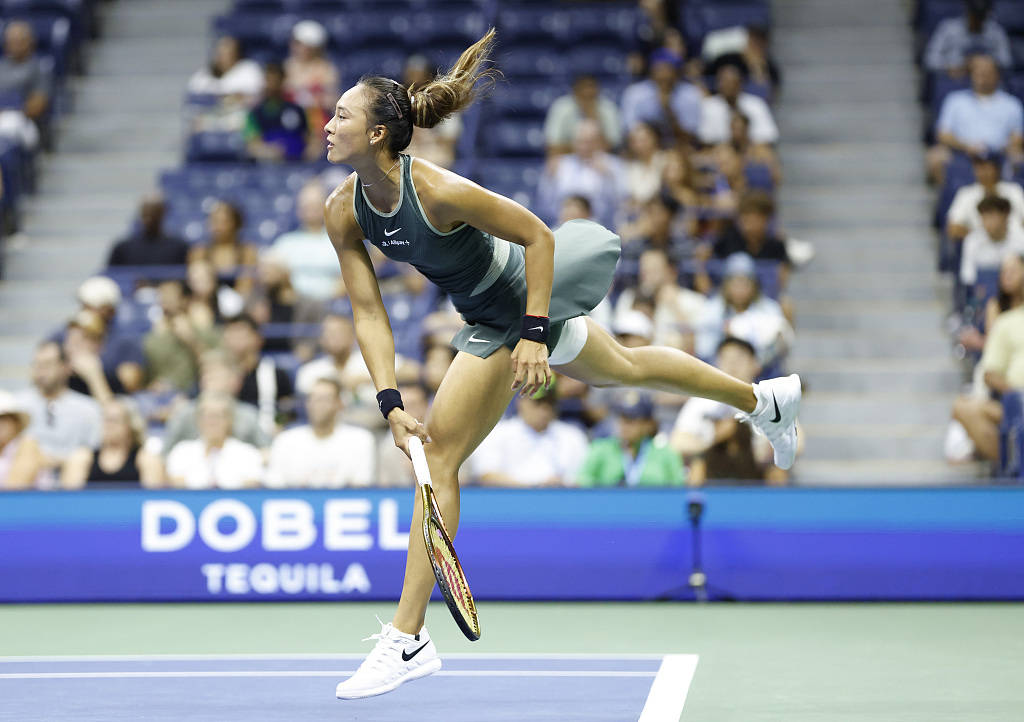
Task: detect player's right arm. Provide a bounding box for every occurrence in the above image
[325,176,427,453]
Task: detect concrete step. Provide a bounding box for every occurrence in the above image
[776,104,922,143]
[796,301,948,331]
[791,459,988,485]
[778,142,922,185]
[783,224,938,250]
[793,331,950,359]
[774,28,913,67]
[0,336,40,366]
[800,393,953,425]
[774,0,908,30]
[793,358,963,393]
[72,75,189,114]
[86,39,211,78]
[103,0,228,40]
[802,424,944,461]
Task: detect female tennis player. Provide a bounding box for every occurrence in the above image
[328,29,800,699]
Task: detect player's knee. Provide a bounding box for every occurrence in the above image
[423,440,460,481]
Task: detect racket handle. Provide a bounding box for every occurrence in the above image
[407,436,432,488]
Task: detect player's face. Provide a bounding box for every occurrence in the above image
[324,85,372,164]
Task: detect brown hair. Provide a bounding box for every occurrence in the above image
[737,189,775,218]
[360,28,499,155]
[977,193,1011,216]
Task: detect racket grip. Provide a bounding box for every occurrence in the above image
[407,436,432,487]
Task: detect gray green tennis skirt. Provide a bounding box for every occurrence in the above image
[450,219,621,359]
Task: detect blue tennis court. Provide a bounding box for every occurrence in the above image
[0,652,698,722]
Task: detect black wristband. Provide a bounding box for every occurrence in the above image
[521,315,550,344]
[376,388,404,420]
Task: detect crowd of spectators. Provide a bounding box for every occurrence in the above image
[0,0,807,491]
[916,0,1024,475]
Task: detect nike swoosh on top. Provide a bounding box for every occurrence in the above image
[402,643,429,662]
[384,227,402,236]
[770,392,781,423]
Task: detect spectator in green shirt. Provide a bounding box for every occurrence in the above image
[577,391,686,487]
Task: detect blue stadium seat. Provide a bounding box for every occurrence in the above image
[563,4,639,46]
[406,8,486,47]
[185,131,247,162]
[489,81,566,119]
[914,0,962,37]
[214,12,294,57]
[499,49,567,81]
[744,162,775,192]
[483,118,546,157]
[567,45,628,80]
[337,47,406,82]
[683,2,771,46]
[473,158,542,198]
[995,0,1024,35]
[0,15,70,75]
[496,7,568,46]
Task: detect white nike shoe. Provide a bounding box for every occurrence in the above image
[738,374,802,470]
[335,619,442,700]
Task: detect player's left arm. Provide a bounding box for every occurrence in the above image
[419,163,555,396]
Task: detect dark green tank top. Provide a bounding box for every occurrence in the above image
[352,154,527,328]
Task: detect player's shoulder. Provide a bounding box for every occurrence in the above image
[325,172,358,212]
[324,172,363,236]
[409,155,477,204]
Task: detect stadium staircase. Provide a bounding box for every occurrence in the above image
[0,0,228,391]
[774,0,980,483]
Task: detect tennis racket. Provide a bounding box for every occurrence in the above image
[407,436,481,641]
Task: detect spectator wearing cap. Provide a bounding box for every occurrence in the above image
[268,181,340,301]
[16,341,101,473]
[60,397,163,489]
[614,248,705,353]
[162,349,269,456]
[64,309,122,402]
[620,48,702,144]
[402,54,463,168]
[245,62,315,163]
[929,54,1024,185]
[266,376,375,488]
[284,20,339,124]
[165,392,264,489]
[188,35,264,104]
[222,313,295,436]
[107,194,189,268]
[947,151,1024,241]
[613,308,655,348]
[577,391,685,487]
[470,384,589,487]
[72,276,146,394]
[695,253,793,366]
[960,194,1024,285]
[537,118,626,229]
[924,0,1012,76]
[0,21,50,149]
[699,62,778,147]
[545,74,623,156]
[672,336,789,484]
[0,389,47,490]
[143,279,220,393]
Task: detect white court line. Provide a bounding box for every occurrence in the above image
[0,670,655,680]
[0,652,666,663]
[637,655,699,722]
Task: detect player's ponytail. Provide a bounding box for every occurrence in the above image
[407,28,499,129]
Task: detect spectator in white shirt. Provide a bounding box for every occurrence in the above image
[699,62,778,146]
[537,119,626,228]
[946,151,1024,241]
[266,377,375,488]
[695,253,793,365]
[960,194,1024,285]
[545,74,623,155]
[188,36,264,102]
[470,386,588,487]
[269,181,340,301]
[166,392,264,489]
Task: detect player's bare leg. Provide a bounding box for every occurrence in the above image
[392,348,518,634]
[554,319,800,469]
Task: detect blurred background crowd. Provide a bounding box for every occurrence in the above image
[3,0,1024,491]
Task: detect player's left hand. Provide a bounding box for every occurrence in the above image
[510,339,552,398]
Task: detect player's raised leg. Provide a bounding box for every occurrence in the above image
[336,349,517,700]
[553,318,801,469]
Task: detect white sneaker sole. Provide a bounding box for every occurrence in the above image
[335,658,442,700]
